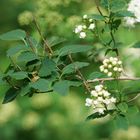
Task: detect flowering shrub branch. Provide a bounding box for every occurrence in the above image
[0,0,140,129]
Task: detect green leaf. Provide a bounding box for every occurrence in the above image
[58,45,93,56]
[2,88,18,104]
[7,45,28,57]
[48,36,66,47]
[86,112,107,121]
[132,42,140,48]
[29,79,52,92]
[53,80,70,96]
[112,19,121,30]
[101,0,109,9]
[114,115,129,130]
[18,51,38,62]
[110,0,126,12]
[0,29,26,41]
[53,80,80,96]
[117,102,128,113]
[126,106,139,116]
[86,110,115,121]
[20,85,31,96]
[92,14,105,20]
[62,62,89,75]
[10,71,28,80]
[115,10,134,17]
[39,58,56,77]
[88,72,107,80]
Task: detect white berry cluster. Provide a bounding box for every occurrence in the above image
[85,84,116,115]
[125,0,140,27]
[99,57,123,77]
[74,14,95,39]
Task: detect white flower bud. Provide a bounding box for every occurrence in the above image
[97,108,105,114]
[103,63,108,67]
[97,97,104,102]
[109,57,114,61]
[107,72,112,77]
[74,25,83,33]
[108,64,112,68]
[100,65,104,72]
[103,91,110,97]
[118,68,122,72]
[98,91,103,96]
[93,100,99,105]
[82,25,87,29]
[91,90,98,97]
[110,97,116,103]
[85,98,93,107]
[118,61,122,65]
[83,14,88,19]
[113,67,118,71]
[103,59,109,64]
[89,18,93,22]
[79,32,86,38]
[114,57,118,61]
[88,23,95,30]
[112,61,117,65]
[104,69,108,73]
[103,99,111,105]
[95,85,103,92]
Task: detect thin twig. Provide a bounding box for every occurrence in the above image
[128,93,140,102]
[33,16,53,55]
[68,54,91,93]
[87,77,140,83]
[26,32,36,53]
[95,0,103,16]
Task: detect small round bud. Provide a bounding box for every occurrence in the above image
[108,64,112,68]
[88,23,95,30]
[103,59,109,64]
[103,99,111,105]
[91,90,98,97]
[112,61,117,65]
[82,25,87,29]
[79,32,86,38]
[110,97,116,103]
[85,98,93,106]
[93,100,99,105]
[95,85,103,92]
[89,18,93,22]
[103,91,110,97]
[103,63,108,67]
[118,68,122,72]
[97,108,105,114]
[98,91,103,96]
[108,72,112,77]
[118,61,122,65]
[114,57,118,61]
[100,66,104,72]
[97,97,104,102]
[113,67,118,71]
[104,69,108,73]
[83,14,88,19]
[109,57,114,61]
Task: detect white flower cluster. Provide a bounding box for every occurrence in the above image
[74,14,95,39]
[85,84,116,115]
[99,57,123,77]
[125,0,140,27]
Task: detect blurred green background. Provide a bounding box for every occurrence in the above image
[1,0,140,140]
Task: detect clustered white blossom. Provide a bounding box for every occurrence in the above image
[74,14,95,39]
[99,57,123,77]
[125,0,140,27]
[85,84,116,115]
